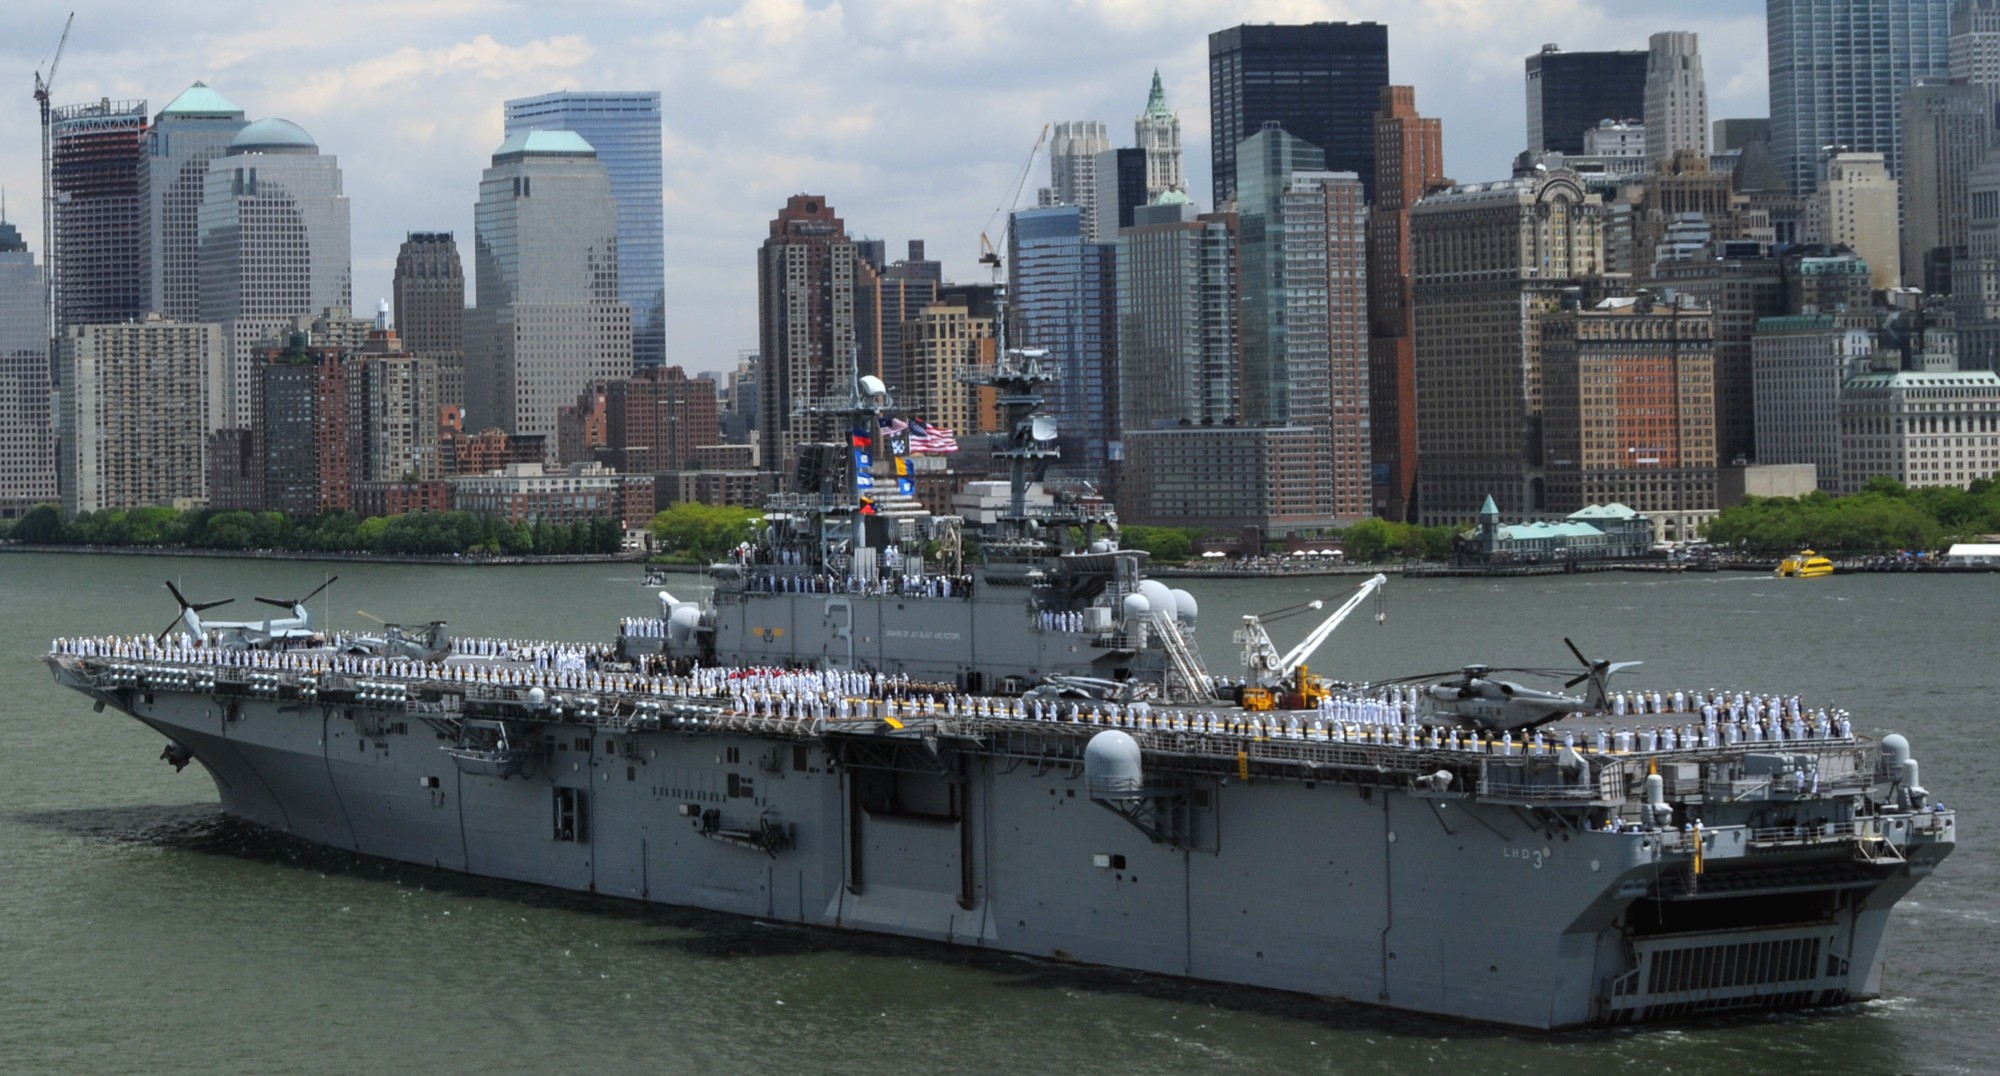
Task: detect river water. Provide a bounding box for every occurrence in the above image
[2,553,1993,1074]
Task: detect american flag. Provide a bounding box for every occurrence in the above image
[879,416,910,456]
[909,418,958,454]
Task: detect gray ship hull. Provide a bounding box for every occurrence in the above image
[59,658,1952,1030]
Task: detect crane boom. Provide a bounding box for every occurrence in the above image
[34,13,74,102]
[1277,573,1388,676]
[977,123,1050,273]
[37,13,75,349]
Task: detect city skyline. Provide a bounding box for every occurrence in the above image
[0,0,1768,380]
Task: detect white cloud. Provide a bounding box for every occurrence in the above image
[0,0,1772,375]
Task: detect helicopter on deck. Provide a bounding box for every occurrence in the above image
[342,616,453,663]
[1400,639,1641,732]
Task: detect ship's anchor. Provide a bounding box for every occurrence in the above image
[160,741,193,772]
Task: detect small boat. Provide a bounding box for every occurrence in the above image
[442,719,534,777]
[1776,550,1835,578]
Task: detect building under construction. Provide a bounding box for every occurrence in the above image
[50,98,148,334]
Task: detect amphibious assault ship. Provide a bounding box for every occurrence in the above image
[44,355,1954,1029]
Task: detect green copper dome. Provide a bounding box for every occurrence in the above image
[230,118,318,154]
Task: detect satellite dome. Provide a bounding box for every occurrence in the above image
[230,118,318,154]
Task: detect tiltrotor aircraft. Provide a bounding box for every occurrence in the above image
[157,577,337,650]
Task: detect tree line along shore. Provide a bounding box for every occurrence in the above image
[5,478,1996,565]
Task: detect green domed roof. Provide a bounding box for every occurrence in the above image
[230,118,317,153]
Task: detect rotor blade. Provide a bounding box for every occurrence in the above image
[1607,661,1644,675]
[191,598,233,613]
[1564,673,1590,689]
[299,576,337,605]
[1564,637,1588,667]
[165,580,190,608]
[255,575,337,611]
[156,618,181,645]
[1370,669,1463,685]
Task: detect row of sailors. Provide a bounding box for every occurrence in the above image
[45,635,1856,750]
[686,666,912,699]
[739,572,974,599]
[55,636,319,669]
[449,636,615,667]
[853,695,1855,754]
[1348,684,1821,725]
[1318,690,1849,743]
[60,635,1820,728]
[1038,610,1089,633]
[1605,689,1813,721]
[621,617,669,639]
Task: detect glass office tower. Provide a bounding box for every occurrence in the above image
[1768,0,1950,193]
[504,91,666,367]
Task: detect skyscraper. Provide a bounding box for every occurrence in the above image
[1899,78,1993,291]
[1768,0,1951,193]
[1116,198,1238,432]
[1540,297,1718,540]
[255,334,353,516]
[1047,121,1110,240]
[899,293,996,440]
[467,130,633,453]
[1643,32,1709,161]
[1950,0,2000,121]
[1952,153,2000,370]
[1752,313,1877,489]
[58,315,225,515]
[1235,122,1327,426]
[144,82,247,321]
[1136,70,1183,201]
[1368,85,1445,523]
[1808,153,1902,289]
[1411,167,1606,524]
[354,329,441,484]
[756,195,868,472]
[602,365,720,473]
[197,118,352,429]
[1281,170,1371,523]
[1648,245,1788,467]
[1010,204,1117,484]
[1089,147,1148,243]
[50,97,149,336]
[1208,22,1389,205]
[0,217,54,515]
[504,92,665,369]
[1525,45,1647,156]
[872,240,941,394]
[393,232,466,412]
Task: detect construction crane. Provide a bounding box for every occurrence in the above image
[977,123,1049,278]
[34,12,75,346]
[1233,573,1388,711]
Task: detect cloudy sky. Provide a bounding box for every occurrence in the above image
[0,0,1769,377]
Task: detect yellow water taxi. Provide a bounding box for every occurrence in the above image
[1776,550,1835,578]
